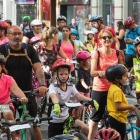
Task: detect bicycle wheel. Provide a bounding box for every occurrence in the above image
[82,106,92,126]
[73,132,87,140]
[135,108,140,127]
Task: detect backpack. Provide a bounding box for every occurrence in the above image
[128,26,140,36]
[4,42,32,65]
[96,49,120,66]
[58,39,74,48]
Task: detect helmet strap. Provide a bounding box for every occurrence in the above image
[56,73,69,84]
[96,20,102,30]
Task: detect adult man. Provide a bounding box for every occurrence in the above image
[124,17,140,68]
[57,15,67,40]
[0,25,47,140]
[22,19,42,44]
[20,16,32,35]
[69,18,78,31]
[89,15,120,50]
[0,21,10,45]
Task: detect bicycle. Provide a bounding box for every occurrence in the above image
[47,102,88,140]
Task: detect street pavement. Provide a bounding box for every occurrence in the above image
[40,94,137,140]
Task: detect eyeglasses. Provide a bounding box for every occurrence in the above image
[8,32,23,37]
[102,36,112,40]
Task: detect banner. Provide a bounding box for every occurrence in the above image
[59,0,90,5]
[15,0,34,4]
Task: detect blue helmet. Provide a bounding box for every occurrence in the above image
[71,29,78,35]
[89,15,103,22]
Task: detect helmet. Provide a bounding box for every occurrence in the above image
[57,15,67,22]
[86,31,94,36]
[52,59,71,72]
[0,53,5,64]
[71,29,78,35]
[134,36,140,47]
[105,64,128,82]
[29,37,40,44]
[5,20,12,26]
[23,16,30,22]
[0,21,10,29]
[30,19,42,27]
[95,128,121,140]
[89,15,103,22]
[124,17,134,28]
[76,51,91,64]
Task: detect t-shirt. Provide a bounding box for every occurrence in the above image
[74,40,84,51]
[20,24,32,35]
[133,57,140,92]
[0,73,15,103]
[58,31,63,40]
[92,49,122,91]
[24,31,34,44]
[48,82,78,123]
[125,26,140,55]
[0,37,9,45]
[94,26,116,49]
[0,44,40,91]
[107,84,128,123]
[76,68,90,93]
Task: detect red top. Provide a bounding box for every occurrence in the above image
[94,26,116,49]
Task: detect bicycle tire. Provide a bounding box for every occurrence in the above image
[82,106,92,126]
[135,108,140,128]
[73,132,87,140]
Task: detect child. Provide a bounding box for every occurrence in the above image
[0,54,28,139]
[83,31,95,53]
[29,36,41,48]
[70,29,85,51]
[76,51,91,120]
[105,64,135,140]
[48,59,99,138]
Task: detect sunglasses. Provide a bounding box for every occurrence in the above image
[102,36,112,40]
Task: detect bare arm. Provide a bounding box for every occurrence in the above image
[22,36,29,44]
[73,41,78,57]
[50,93,59,104]
[94,42,98,50]
[75,93,92,102]
[80,79,89,89]
[90,58,99,77]
[115,102,135,111]
[117,29,125,40]
[113,36,120,50]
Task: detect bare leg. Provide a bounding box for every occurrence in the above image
[33,127,42,140]
[75,119,89,136]
[76,108,83,120]
[88,120,98,140]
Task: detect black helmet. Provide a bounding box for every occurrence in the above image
[0,53,5,64]
[105,64,128,82]
[57,15,67,22]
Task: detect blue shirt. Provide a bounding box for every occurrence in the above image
[58,31,63,40]
[125,26,140,55]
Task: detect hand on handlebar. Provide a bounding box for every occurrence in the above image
[53,103,61,115]
[20,97,28,104]
[36,86,48,97]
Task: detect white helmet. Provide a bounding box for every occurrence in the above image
[30,19,42,27]
[134,36,140,47]
[87,31,94,36]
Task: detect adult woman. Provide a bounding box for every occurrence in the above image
[116,21,126,50]
[88,29,124,140]
[60,25,77,75]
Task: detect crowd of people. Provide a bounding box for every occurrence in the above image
[0,14,140,140]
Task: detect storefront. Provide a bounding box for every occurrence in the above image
[58,0,91,41]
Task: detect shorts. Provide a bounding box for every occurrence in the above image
[48,121,65,138]
[90,90,107,122]
[136,91,140,100]
[78,92,90,109]
[13,93,37,118]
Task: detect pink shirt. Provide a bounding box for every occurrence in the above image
[0,37,9,45]
[92,49,122,91]
[0,73,15,104]
[61,40,74,71]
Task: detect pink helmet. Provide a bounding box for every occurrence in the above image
[76,51,91,64]
[29,37,40,44]
[95,128,121,140]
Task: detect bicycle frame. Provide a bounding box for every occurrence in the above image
[126,123,140,140]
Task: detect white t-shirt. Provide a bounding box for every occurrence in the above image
[48,82,78,123]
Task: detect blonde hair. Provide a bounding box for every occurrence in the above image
[41,27,58,46]
[98,29,113,40]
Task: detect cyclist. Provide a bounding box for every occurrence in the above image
[23,19,42,44]
[124,17,140,69]
[70,29,85,51]
[5,19,12,26]
[57,15,67,40]
[20,16,31,36]
[89,15,120,50]
[0,21,10,45]
[106,64,136,139]
[0,25,47,140]
[48,59,99,138]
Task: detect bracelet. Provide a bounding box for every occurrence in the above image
[39,84,46,87]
